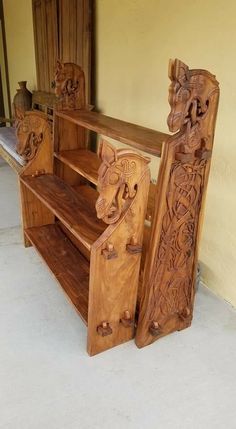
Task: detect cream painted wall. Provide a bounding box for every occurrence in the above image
[3,0,36,102]
[96,0,236,307]
[0,20,9,117]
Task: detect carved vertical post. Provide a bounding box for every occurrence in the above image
[136,59,219,348]
[87,140,150,356]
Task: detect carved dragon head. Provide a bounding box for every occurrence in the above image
[96,140,150,224]
[53,60,86,109]
[167,59,219,133]
[16,112,48,161]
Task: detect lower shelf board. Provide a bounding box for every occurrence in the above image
[25,223,90,325]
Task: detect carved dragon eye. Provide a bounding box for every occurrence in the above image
[109,172,120,185]
[179,87,190,102]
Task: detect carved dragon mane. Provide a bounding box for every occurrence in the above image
[96,140,150,224]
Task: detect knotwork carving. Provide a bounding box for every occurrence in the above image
[96,140,150,224]
[150,157,206,322]
[16,112,48,162]
[136,59,219,347]
[53,60,86,110]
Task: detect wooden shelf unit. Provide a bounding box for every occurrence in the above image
[17,59,220,354]
[20,109,152,355]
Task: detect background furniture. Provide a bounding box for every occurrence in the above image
[0,61,89,173]
[32,0,92,104]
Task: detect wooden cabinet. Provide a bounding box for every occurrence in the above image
[32,0,91,102]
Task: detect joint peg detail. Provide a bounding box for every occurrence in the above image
[102,243,118,260]
[126,236,142,254]
[97,321,113,337]
[120,310,134,328]
[149,321,161,337]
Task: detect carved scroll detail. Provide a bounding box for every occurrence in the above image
[136,58,220,347]
[16,112,49,162]
[96,140,150,224]
[54,60,86,110]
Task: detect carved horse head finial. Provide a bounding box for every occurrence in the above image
[53,60,86,109]
[167,59,219,133]
[96,140,150,224]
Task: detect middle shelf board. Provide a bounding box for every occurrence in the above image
[21,174,106,251]
[25,223,89,324]
[55,110,170,157]
[54,149,100,186]
[54,148,157,221]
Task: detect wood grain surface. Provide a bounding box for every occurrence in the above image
[55,110,169,157]
[25,223,90,324]
[20,174,106,251]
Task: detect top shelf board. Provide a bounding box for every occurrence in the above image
[55,110,170,157]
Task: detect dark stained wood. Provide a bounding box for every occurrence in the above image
[58,184,101,260]
[58,0,92,103]
[32,0,91,101]
[25,223,89,324]
[20,173,106,251]
[55,110,170,157]
[54,149,100,185]
[32,0,58,93]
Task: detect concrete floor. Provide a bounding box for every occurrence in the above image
[0,159,236,429]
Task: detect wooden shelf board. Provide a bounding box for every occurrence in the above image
[20,174,106,251]
[54,149,100,185]
[25,224,90,324]
[54,147,157,222]
[55,110,170,157]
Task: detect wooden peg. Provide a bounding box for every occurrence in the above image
[126,236,142,254]
[149,321,161,337]
[120,310,134,328]
[97,321,113,337]
[102,242,118,260]
[178,307,191,321]
[32,169,45,177]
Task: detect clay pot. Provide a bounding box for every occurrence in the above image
[12,81,32,118]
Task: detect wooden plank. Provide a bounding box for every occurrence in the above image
[20,174,106,251]
[54,149,100,185]
[58,185,101,261]
[58,0,91,104]
[25,223,89,324]
[55,110,169,157]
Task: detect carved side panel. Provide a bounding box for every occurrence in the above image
[87,140,151,355]
[136,59,219,347]
[16,111,50,162]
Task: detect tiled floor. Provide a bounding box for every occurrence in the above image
[0,160,236,429]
